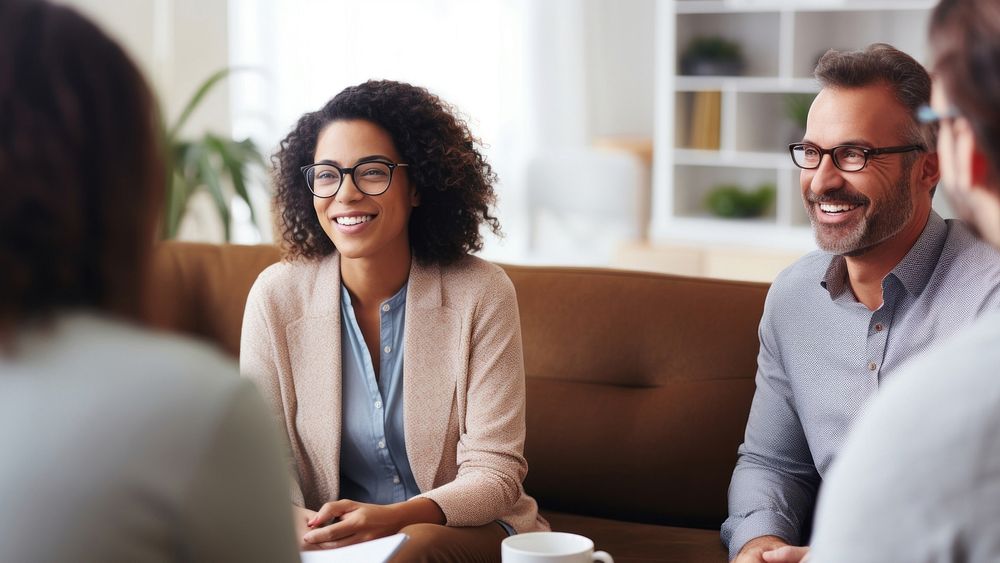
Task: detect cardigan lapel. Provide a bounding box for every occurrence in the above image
[285,253,343,503]
[403,260,461,493]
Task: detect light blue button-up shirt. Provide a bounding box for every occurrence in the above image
[339,283,421,505]
[722,213,1000,558]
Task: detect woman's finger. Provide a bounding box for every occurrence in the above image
[319,533,369,550]
[309,499,354,527]
[303,519,357,544]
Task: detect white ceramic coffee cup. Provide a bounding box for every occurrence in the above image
[501,532,613,563]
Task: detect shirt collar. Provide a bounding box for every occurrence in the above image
[820,211,947,299]
[888,211,947,297]
[340,278,409,311]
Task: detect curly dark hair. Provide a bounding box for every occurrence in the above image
[273,80,502,265]
[0,0,164,336]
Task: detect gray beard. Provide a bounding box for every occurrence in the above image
[808,173,915,256]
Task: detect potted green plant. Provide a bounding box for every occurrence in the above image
[680,36,744,76]
[705,183,775,219]
[163,68,266,241]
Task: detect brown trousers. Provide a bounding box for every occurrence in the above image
[390,522,509,563]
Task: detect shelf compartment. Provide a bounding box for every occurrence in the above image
[674,91,723,150]
[677,12,781,78]
[734,92,813,153]
[673,164,779,223]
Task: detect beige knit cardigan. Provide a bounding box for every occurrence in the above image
[240,251,548,533]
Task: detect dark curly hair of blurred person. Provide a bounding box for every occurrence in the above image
[273,80,502,265]
[0,0,164,337]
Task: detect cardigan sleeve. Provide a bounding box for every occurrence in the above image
[240,273,307,507]
[418,270,529,526]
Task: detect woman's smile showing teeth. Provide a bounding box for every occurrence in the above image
[335,214,374,226]
[332,213,377,233]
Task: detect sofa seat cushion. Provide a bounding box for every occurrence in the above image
[541,510,727,563]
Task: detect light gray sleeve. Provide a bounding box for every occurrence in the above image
[810,334,1000,563]
[721,296,821,559]
[178,380,299,563]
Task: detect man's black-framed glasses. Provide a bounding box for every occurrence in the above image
[300,160,409,198]
[788,143,924,172]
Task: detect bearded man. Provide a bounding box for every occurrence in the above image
[721,42,1000,563]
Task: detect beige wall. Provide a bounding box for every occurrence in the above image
[59,0,231,137]
[58,0,239,242]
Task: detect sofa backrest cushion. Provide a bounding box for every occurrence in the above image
[148,242,281,356]
[502,265,766,529]
[148,242,767,529]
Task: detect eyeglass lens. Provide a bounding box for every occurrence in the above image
[791,145,867,172]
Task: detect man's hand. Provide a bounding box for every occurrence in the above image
[733,535,794,563]
[301,497,444,550]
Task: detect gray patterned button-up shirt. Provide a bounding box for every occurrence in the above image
[722,212,1000,558]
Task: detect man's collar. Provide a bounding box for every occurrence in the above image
[819,211,947,299]
[889,210,947,297]
[821,256,849,299]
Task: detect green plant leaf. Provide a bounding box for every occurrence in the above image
[705,183,775,218]
[683,36,743,61]
[206,133,259,228]
[196,138,232,241]
[168,68,235,140]
[784,93,816,129]
[161,66,267,241]
[165,169,189,239]
[236,137,268,168]
[164,142,206,238]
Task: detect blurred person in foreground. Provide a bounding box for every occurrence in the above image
[0,1,298,561]
[809,1,1000,561]
[723,43,1000,563]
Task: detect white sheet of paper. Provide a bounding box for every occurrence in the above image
[299,533,408,563]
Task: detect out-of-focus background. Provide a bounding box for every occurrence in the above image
[63,0,943,281]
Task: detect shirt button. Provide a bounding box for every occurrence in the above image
[384,345,391,354]
[868,361,878,372]
[374,400,382,409]
[377,440,386,449]
[874,323,884,332]
[382,304,390,312]
[393,476,400,484]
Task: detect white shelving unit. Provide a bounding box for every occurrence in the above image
[652,0,935,251]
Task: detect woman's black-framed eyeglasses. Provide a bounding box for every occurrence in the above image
[788,142,924,173]
[300,160,409,198]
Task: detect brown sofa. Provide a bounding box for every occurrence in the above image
[148,241,768,563]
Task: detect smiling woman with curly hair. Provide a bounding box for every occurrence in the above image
[274,80,502,264]
[241,80,548,562]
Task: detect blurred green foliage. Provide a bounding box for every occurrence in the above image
[784,93,817,130]
[163,68,266,241]
[683,36,743,61]
[706,183,776,218]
